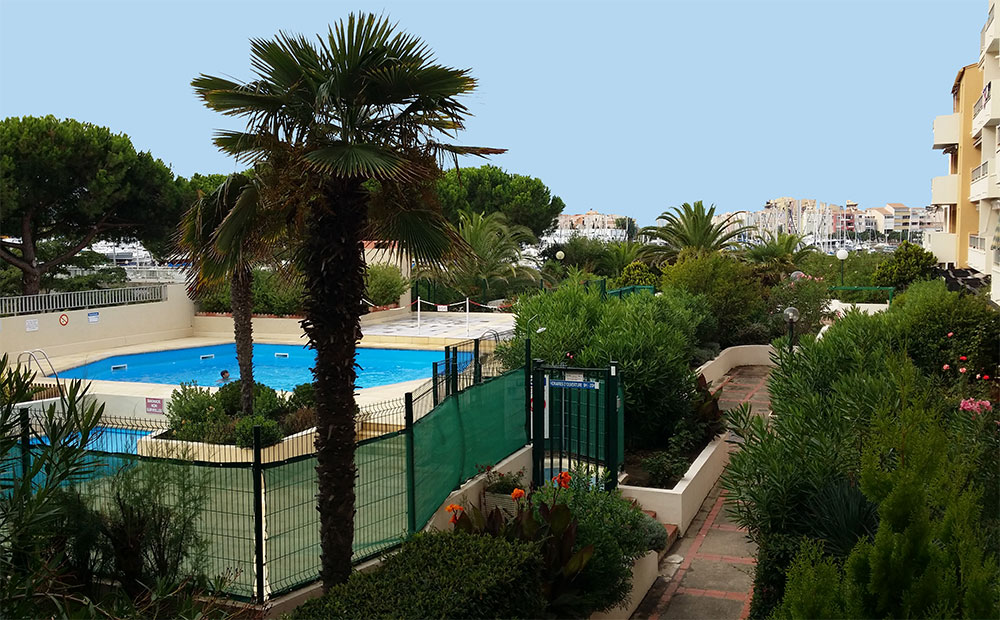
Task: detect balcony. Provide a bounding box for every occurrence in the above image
[968,234,987,272]
[932,113,960,149]
[969,162,1000,201]
[982,7,997,55]
[923,231,957,265]
[972,82,996,136]
[931,174,959,205]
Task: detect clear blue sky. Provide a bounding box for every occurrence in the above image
[0,0,985,225]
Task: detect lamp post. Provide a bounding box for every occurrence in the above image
[783,306,800,354]
[555,250,565,261]
[836,248,849,286]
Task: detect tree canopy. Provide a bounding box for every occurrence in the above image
[0,116,187,294]
[437,165,564,238]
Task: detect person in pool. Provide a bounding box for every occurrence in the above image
[219,370,231,384]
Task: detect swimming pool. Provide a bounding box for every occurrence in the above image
[59,344,443,392]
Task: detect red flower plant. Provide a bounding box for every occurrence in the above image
[553,471,572,489]
[510,488,525,500]
[445,503,464,524]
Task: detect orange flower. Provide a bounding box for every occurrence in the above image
[511,488,525,500]
[553,471,571,489]
[445,504,463,513]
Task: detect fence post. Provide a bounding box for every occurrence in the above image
[404,393,417,535]
[443,347,451,397]
[432,362,440,406]
[19,407,30,477]
[531,361,545,489]
[604,362,619,491]
[252,426,266,605]
[473,339,482,383]
[450,348,459,395]
[600,278,607,299]
[524,339,532,441]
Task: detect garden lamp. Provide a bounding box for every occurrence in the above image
[789,270,805,281]
[535,327,547,334]
[783,306,800,353]
[555,250,565,261]
[836,248,849,285]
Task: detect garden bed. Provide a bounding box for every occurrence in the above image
[138,426,316,463]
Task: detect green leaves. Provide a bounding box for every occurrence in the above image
[641,200,755,263]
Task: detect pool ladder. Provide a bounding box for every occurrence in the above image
[17,348,64,399]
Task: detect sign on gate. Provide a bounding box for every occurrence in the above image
[549,379,599,390]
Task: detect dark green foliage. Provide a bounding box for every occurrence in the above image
[165,383,235,444]
[500,285,706,449]
[806,479,877,559]
[0,115,187,294]
[766,277,834,338]
[641,450,690,488]
[198,268,304,315]
[661,253,770,347]
[640,513,669,552]
[888,280,999,380]
[871,241,938,290]
[234,415,282,448]
[291,532,546,619]
[437,164,565,238]
[614,261,658,287]
[365,263,408,306]
[533,471,658,614]
[797,251,888,302]
[454,493,595,617]
[542,236,613,274]
[769,541,848,620]
[216,380,288,419]
[287,382,316,410]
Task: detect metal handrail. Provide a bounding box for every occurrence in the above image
[969,234,987,251]
[16,349,63,405]
[972,161,989,182]
[0,284,166,316]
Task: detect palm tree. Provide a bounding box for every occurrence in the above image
[641,201,754,264]
[193,14,501,589]
[177,173,276,415]
[598,241,642,277]
[424,210,537,297]
[742,231,816,270]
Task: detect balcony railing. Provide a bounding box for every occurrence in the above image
[983,7,994,49]
[969,234,987,251]
[972,161,989,182]
[0,285,166,317]
[974,82,992,117]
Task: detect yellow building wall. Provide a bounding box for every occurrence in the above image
[955,65,983,268]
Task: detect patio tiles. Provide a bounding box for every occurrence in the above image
[633,365,772,620]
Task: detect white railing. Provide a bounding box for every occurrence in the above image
[62,265,188,284]
[974,82,992,117]
[969,234,987,251]
[0,285,167,317]
[972,161,989,182]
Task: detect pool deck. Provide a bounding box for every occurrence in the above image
[35,312,514,413]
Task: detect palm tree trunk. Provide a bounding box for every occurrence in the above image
[231,265,255,415]
[304,179,367,590]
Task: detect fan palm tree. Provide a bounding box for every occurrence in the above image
[177,173,276,415]
[641,201,754,264]
[193,14,501,589]
[422,209,537,297]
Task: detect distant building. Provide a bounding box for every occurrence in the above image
[541,210,636,245]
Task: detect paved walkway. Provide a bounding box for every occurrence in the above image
[634,365,771,620]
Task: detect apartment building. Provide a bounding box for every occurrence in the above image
[541,210,636,245]
[926,0,1000,302]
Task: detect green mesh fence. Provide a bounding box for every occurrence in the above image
[413,369,527,529]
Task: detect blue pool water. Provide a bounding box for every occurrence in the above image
[59,344,442,392]
[32,426,150,455]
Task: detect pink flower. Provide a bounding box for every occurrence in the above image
[943,364,951,371]
[985,375,991,381]
[959,356,968,362]
[947,332,954,338]
[959,368,967,373]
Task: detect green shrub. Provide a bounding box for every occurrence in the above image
[500,285,705,449]
[797,251,887,302]
[234,414,282,448]
[887,279,999,380]
[766,276,833,338]
[197,268,304,315]
[280,407,316,436]
[365,263,408,306]
[641,449,690,488]
[871,241,938,290]
[215,380,288,419]
[614,261,658,287]
[287,382,315,410]
[661,253,769,347]
[640,512,669,552]
[165,383,235,444]
[292,531,545,619]
[534,470,656,613]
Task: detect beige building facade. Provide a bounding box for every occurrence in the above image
[926,0,1000,303]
